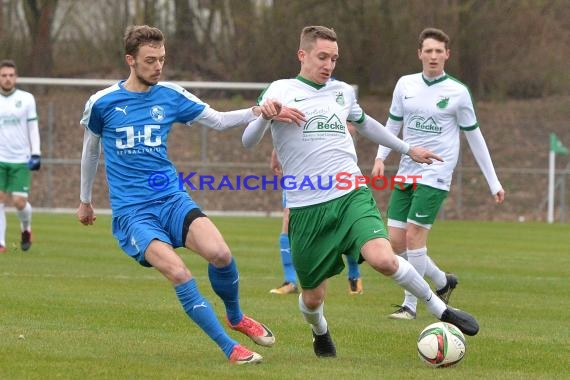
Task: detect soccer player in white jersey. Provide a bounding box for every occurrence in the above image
[371,28,506,320]
[75,25,302,365]
[243,25,481,358]
[268,149,363,296]
[0,59,41,253]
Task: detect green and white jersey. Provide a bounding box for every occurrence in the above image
[0,89,39,163]
[387,73,478,191]
[260,76,365,207]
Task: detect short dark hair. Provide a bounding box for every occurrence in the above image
[299,26,337,51]
[418,28,450,50]
[123,25,165,57]
[0,59,17,71]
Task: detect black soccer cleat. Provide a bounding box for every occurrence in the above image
[312,329,337,358]
[21,230,32,251]
[441,306,479,336]
[436,273,458,304]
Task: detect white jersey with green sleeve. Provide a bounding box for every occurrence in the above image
[0,89,39,163]
[260,76,365,208]
[381,73,479,191]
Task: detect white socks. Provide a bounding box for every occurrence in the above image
[401,247,427,312]
[298,293,328,335]
[17,202,32,232]
[391,255,446,318]
[0,203,5,246]
[425,256,447,290]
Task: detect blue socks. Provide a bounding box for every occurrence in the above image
[280,233,297,284]
[346,254,361,280]
[175,279,236,357]
[208,257,243,325]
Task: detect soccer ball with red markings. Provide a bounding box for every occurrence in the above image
[417,322,466,367]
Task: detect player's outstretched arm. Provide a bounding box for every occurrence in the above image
[274,106,306,127]
[407,146,443,164]
[371,158,385,177]
[242,99,284,149]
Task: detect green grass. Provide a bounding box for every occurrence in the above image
[1,214,568,379]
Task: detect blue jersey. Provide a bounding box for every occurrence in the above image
[80,80,207,216]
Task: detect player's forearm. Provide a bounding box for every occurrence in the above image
[464,128,502,194]
[356,115,409,155]
[242,116,271,149]
[376,118,402,160]
[80,128,101,203]
[28,119,41,155]
[197,107,259,131]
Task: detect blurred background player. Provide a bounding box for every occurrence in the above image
[371,27,505,320]
[269,149,363,295]
[0,59,41,253]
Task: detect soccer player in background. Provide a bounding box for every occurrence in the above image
[269,149,364,296]
[0,59,41,253]
[76,25,302,365]
[371,27,505,320]
[243,25,480,358]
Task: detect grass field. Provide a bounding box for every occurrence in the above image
[1,213,568,380]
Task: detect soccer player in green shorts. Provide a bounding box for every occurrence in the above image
[243,25,480,358]
[0,59,41,253]
[371,28,505,320]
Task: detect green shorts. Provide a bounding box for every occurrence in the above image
[288,187,387,289]
[0,162,31,194]
[386,183,448,229]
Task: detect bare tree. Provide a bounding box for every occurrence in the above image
[23,0,59,76]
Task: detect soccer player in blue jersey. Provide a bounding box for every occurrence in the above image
[76,25,301,365]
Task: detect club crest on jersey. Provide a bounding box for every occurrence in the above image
[436,97,450,109]
[15,100,22,108]
[150,105,165,122]
[335,92,345,106]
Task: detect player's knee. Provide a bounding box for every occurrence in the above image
[13,196,27,210]
[169,266,192,284]
[206,246,232,267]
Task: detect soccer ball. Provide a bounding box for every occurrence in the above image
[417,322,466,368]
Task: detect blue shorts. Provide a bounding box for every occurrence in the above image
[112,191,200,267]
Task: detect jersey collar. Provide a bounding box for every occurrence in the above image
[0,88,16,97]
[295,75,326,90]
[422,72,448,86]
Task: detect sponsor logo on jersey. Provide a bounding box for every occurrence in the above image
[302,114,346,139]
[408,116,442,134]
